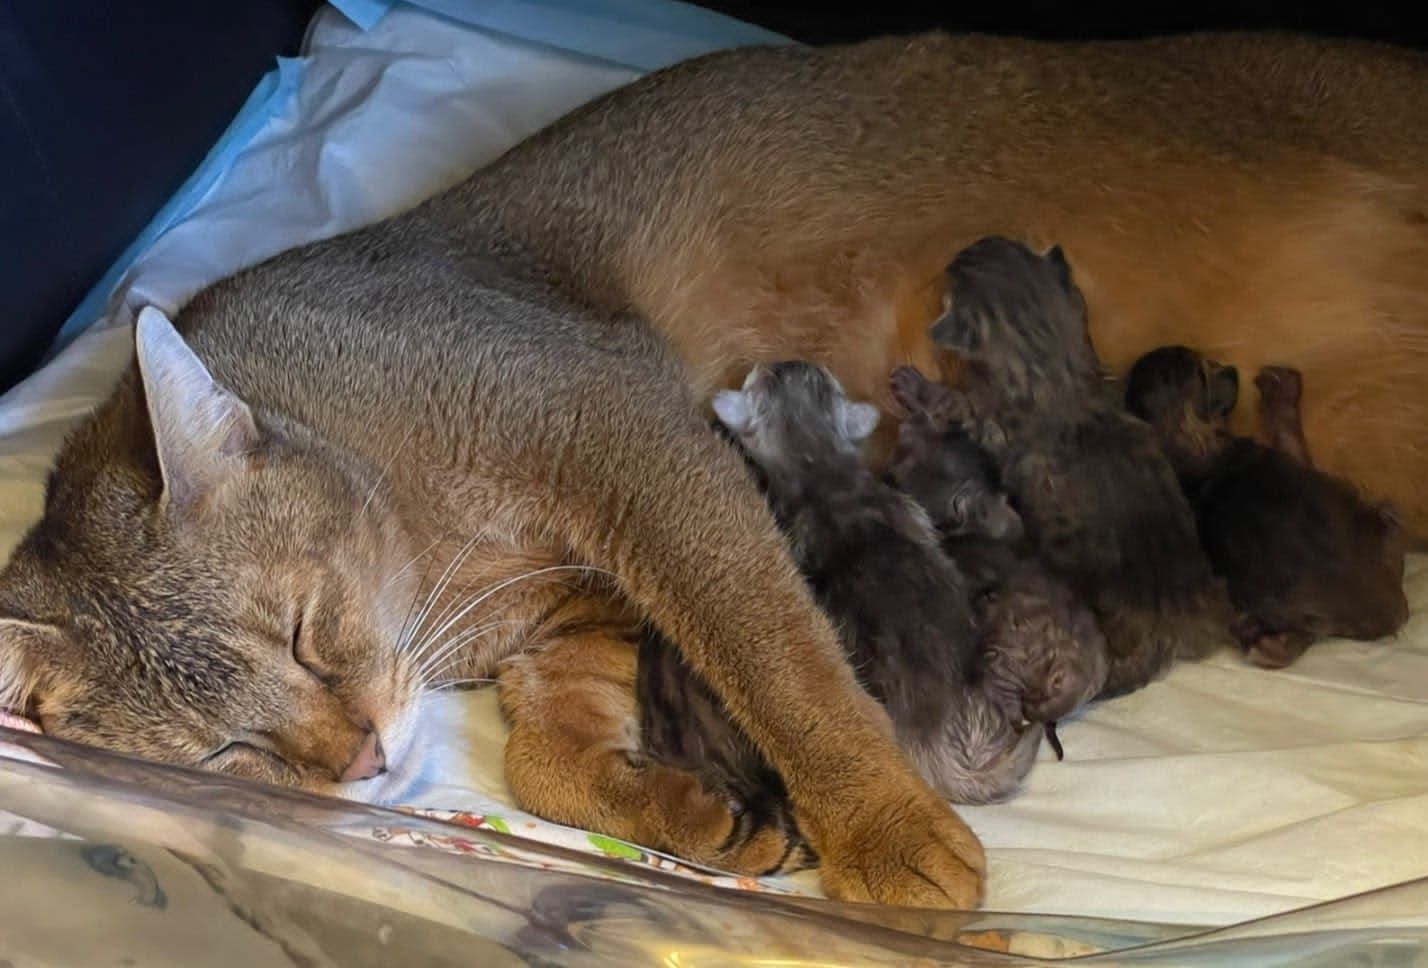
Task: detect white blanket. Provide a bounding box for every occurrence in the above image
[3,2,1425,928]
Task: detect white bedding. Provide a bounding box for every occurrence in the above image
[3,2,1426,928]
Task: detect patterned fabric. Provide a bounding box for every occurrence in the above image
[369,806,809,896]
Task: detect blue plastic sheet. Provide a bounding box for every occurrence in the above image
[48,0,788,356]
[332,0,788,69]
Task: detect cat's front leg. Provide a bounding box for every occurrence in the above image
[493,329,984,909]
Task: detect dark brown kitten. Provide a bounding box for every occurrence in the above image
[1125,347,1409,668]
[929,237,1234,697]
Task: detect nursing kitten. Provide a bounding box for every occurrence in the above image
[887,364,1109,757]
[929,237,1234,696]
[1125,347,1409,668]
[635,627,812,873]
[641,361,1041,809]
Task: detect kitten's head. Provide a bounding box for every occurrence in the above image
[981,575,1108,725]
[0,310,426,799]
[930,237,1099,404]
[887,366,1023,542]
[711,361,880,476]
[1124,345,1239,464]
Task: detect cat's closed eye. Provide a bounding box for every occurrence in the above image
[201,739,287,772]
[289,612,335,687]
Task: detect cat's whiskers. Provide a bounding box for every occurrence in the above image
[381,537,443,594]
[408,565,619,685]
[407,556,509,660]
[406,565,611,673]
[394,532,488,660]
[409,572,590,671]
[412,619,519,684]
[424,677,500,694]
[359,424,417,519]
[392,544,447,663]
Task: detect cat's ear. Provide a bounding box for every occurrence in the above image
[135,307,261,513]
[837,400,881,444]
[712,389,755,435]
[0,618,63,730]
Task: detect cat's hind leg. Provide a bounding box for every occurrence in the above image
[498,631,802,877]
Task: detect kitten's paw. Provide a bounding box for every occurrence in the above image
[814,782,985,909]
[1245,632,1311,669]
[1254,366,1302,406]
[889,365,967,424]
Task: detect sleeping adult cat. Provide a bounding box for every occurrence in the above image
[1,32,1426,909]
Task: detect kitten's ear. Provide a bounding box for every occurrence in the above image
[1045,244,1074,287]
[0,618,63,730]
[135,307,261,513]
[1376,501,1404,534]
[838,401,881,444]
[976,493,1024,544]
[712,389,755,435]
[1207,364,1240,419]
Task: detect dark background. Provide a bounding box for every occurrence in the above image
[700,1,1428,47]
[1,0,1423,393]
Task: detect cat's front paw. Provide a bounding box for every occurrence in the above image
[813,779,985,909]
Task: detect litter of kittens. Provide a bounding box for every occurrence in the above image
[2,2,1427,965]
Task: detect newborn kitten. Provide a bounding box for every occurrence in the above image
[1125,347,1409,668]
[929,237,1233,697]
[639,362,1041,811]
[636,627,812,872]
[887,364,1109,759]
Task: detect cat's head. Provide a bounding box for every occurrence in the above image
[711,361,880,476]
[1124,345,1239,464]
[0,309,428,800]
[930,237,1099,404]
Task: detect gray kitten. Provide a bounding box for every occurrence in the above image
[929,237,1233,696]
[639,361,1041,810]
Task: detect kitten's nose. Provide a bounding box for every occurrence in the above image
[340,730,387,782]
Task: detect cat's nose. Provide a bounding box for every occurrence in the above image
[340,729,387,782]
